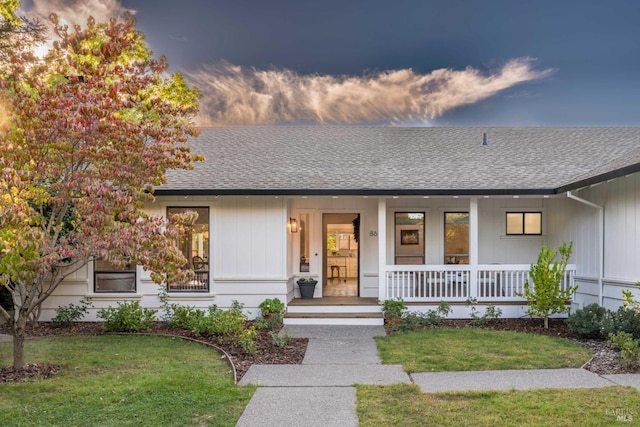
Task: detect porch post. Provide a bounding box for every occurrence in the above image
[469,197,478,298]
[378,198,387,300]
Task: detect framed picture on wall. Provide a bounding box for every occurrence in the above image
[400,229,419,245]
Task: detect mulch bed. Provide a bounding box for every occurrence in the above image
[1,317,637,383]
[0,321,307,383]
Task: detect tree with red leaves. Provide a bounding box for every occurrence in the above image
[0,11,201,368]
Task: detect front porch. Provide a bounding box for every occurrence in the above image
[285,194,583,323]
[284,263,576,324]
[383,264,576,303]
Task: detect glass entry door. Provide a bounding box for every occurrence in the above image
[323,213,359,297]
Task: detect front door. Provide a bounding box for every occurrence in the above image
[323,213,359,297]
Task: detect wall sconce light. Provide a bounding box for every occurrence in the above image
[289,217,298,233]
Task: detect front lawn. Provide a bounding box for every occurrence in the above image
[376,328,591,372]
[0,335,255,426]
[357,384,640,426]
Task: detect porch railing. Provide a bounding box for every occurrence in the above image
[383,264,576,302]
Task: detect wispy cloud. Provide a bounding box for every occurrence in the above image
[20,1,553,127]
[188,59,553,126]
[27,0,133,26]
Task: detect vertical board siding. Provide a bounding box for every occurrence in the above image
[590,175,640,281]
[216,197,285,279]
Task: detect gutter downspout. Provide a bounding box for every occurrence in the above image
[567,191,604,306]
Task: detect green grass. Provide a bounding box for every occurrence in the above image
[0,335,255,426]
[376,328,591,372]
[357,384,640,426]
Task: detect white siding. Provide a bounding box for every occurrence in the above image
[215,196,286,279]
[561,173,640,310]
[386,197,550,265]
[571,174,640,282]
[477,198,548,264]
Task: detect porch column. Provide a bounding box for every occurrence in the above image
[378,198,387,300]
[469,197,478,298]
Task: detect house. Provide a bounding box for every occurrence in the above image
[42,127,640,324]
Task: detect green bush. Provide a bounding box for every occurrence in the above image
[608,332,640,368]
[393,302,451,332]
[168,304,206,330]
[52,298,93,326]
[466,298,503,327]
[239,325,258,355]
[256,298,286,328]
[601,306,640,340]
[254,316,281,331]
[381,298,407,325]
[270,331,291,349]
[97,301,157,332]
[191,301,247,337]
[567,303,608,339]
[258,298,286,317]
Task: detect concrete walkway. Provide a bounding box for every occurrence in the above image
[236,325,640,427]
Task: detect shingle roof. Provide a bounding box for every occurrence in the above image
[156,127,640,196]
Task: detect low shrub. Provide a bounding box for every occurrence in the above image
[254,316,281,331]
[393,302,451,332]
[97,301,157,332]
[52,298,93,326]
[567,303,608,339]
[466,298,503,327]
[191,301,247,338]
[601,306,640,340]
[381,298,407,325]
[258,298,286,318]
[608,331,640,368]
[239,325,258,355]
[270,331,291,349]
[168,304,206,330]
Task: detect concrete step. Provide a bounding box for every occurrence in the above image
[284,312,384,326]
[287,304,382,314]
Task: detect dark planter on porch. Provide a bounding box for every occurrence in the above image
[297,279,318,299]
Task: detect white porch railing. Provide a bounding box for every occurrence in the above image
[383,264,576,303]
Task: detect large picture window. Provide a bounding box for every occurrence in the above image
[506,212,542,235]
[94,259,136,293]
[394,212,425,264]
[444,212,469,264]
[167,207,210,292]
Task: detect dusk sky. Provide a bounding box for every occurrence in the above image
[20,0,640,127]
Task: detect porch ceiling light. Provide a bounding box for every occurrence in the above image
[289,217,298,233]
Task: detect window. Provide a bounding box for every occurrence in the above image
[299,213,310,272]
[506,212,542,235]
[444,212,469,264]
[94,259,136,293]
[395,212,425,264]
[167,207,210,292]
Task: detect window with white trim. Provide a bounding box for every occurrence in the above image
[94,259,136,293]
[444,212,469,264]
[167,207,210,292]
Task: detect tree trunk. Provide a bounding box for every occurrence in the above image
[11,310,29,369]
[13,325,26,369]
[544,316,549,329]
